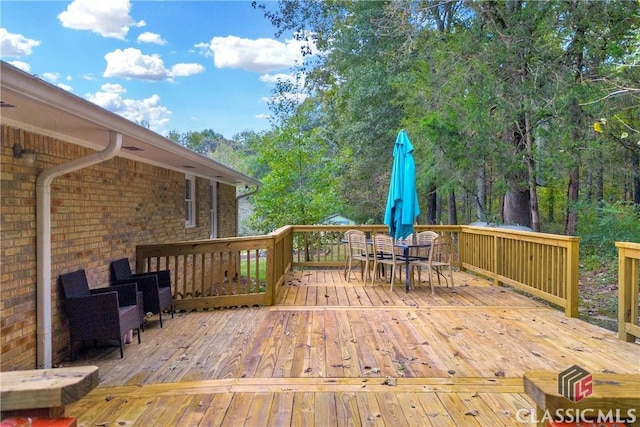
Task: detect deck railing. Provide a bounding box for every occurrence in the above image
[135,225,581,317]
[616,241,640,342]
[458,226,580,317]
[136,235,276,310]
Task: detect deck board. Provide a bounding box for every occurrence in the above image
[63,268,639,426]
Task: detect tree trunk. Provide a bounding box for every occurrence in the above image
[596,140,604,212]
[525,111,541,231]
[503,122,532,228]
[476,162,487,222]
[631,150,640,205]
[565,166,580,236]
[564,95,584,236]
[426,185,437,225]
[448,190,458,225]
[504,185,532,227]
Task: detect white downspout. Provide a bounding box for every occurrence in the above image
[36,131,122,368]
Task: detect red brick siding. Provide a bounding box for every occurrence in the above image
[1,125,238,370]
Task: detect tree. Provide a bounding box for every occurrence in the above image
[254,0,640,234]
[248,78,341,233]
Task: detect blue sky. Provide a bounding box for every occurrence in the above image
[1,0,314,138]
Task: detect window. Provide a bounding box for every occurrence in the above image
[210,181,217,238]
[185,175,196,228]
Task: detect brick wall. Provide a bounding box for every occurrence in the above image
[217,182,238,237]
[1,125,238,370]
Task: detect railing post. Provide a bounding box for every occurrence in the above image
[617,242,640,342]
[493,234,501,286]
[564,239,580,318]
[265,238,274,306]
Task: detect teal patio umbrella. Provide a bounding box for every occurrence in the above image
[384,130,420,240]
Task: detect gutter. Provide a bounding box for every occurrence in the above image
[36,131,122,369]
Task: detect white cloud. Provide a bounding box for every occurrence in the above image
[104,48,169,80]
[85,83,171,132]
[260,72,297,84]
[8,60,31,72]
[57,83,73,92]
[193,42,211,56]
[205,33,317,72]
[138,32,166,45]
[43,72,61,82]
[101,82,127,94]
[171,63,205,77]
[57,0,145,40]
[0,28,40,57]
[104,48,204,81]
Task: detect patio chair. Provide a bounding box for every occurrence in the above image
[413,231,439,285]
[344,229,374,282]
[371,234,406,291]
[110,258,174,328]
[59,269,142,359]
[412,235,455,294]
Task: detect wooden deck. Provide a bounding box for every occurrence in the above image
[64,269,640,426]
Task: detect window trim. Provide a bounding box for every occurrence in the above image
[210,181,218,239]
[185,174,196,228]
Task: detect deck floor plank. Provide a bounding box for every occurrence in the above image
[291,311,312,377]
[291,391,315,426]
[171,394,217,427]
[220,391,253,427]
[243,391,275,427]
[314,392,338,427]
[335,392,360,427]
[310,311,327,377]
[267,392,294,427]
[355,390,384,426]
[253,311,290,378]
[477,391,535,427]
[197,392,234,427]
[376,391,410,427]
[63,268,639,426]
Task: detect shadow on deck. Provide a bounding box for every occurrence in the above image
[64,269,640,426]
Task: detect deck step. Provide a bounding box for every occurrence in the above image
[79,376,524,401]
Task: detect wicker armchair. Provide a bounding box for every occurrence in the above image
[110,258,174,328]
[59,269,142,359]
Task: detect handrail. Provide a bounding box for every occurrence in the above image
[616,241,640,342]
[458,226,580,317]
[134,224,581,316]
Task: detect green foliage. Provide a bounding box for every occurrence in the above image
[248,79,342,233]
[234,1,640,234]
[578,201,640,259]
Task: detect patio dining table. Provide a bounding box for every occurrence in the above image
[394,241,431,292]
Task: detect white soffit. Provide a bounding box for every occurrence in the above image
[0,61,260,187]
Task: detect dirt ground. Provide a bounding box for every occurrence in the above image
[578,265,619,332]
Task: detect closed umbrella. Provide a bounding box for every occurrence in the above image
[384,130,420,240]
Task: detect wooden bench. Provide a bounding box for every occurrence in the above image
[523,371,640,427]
[0,366,98,426]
